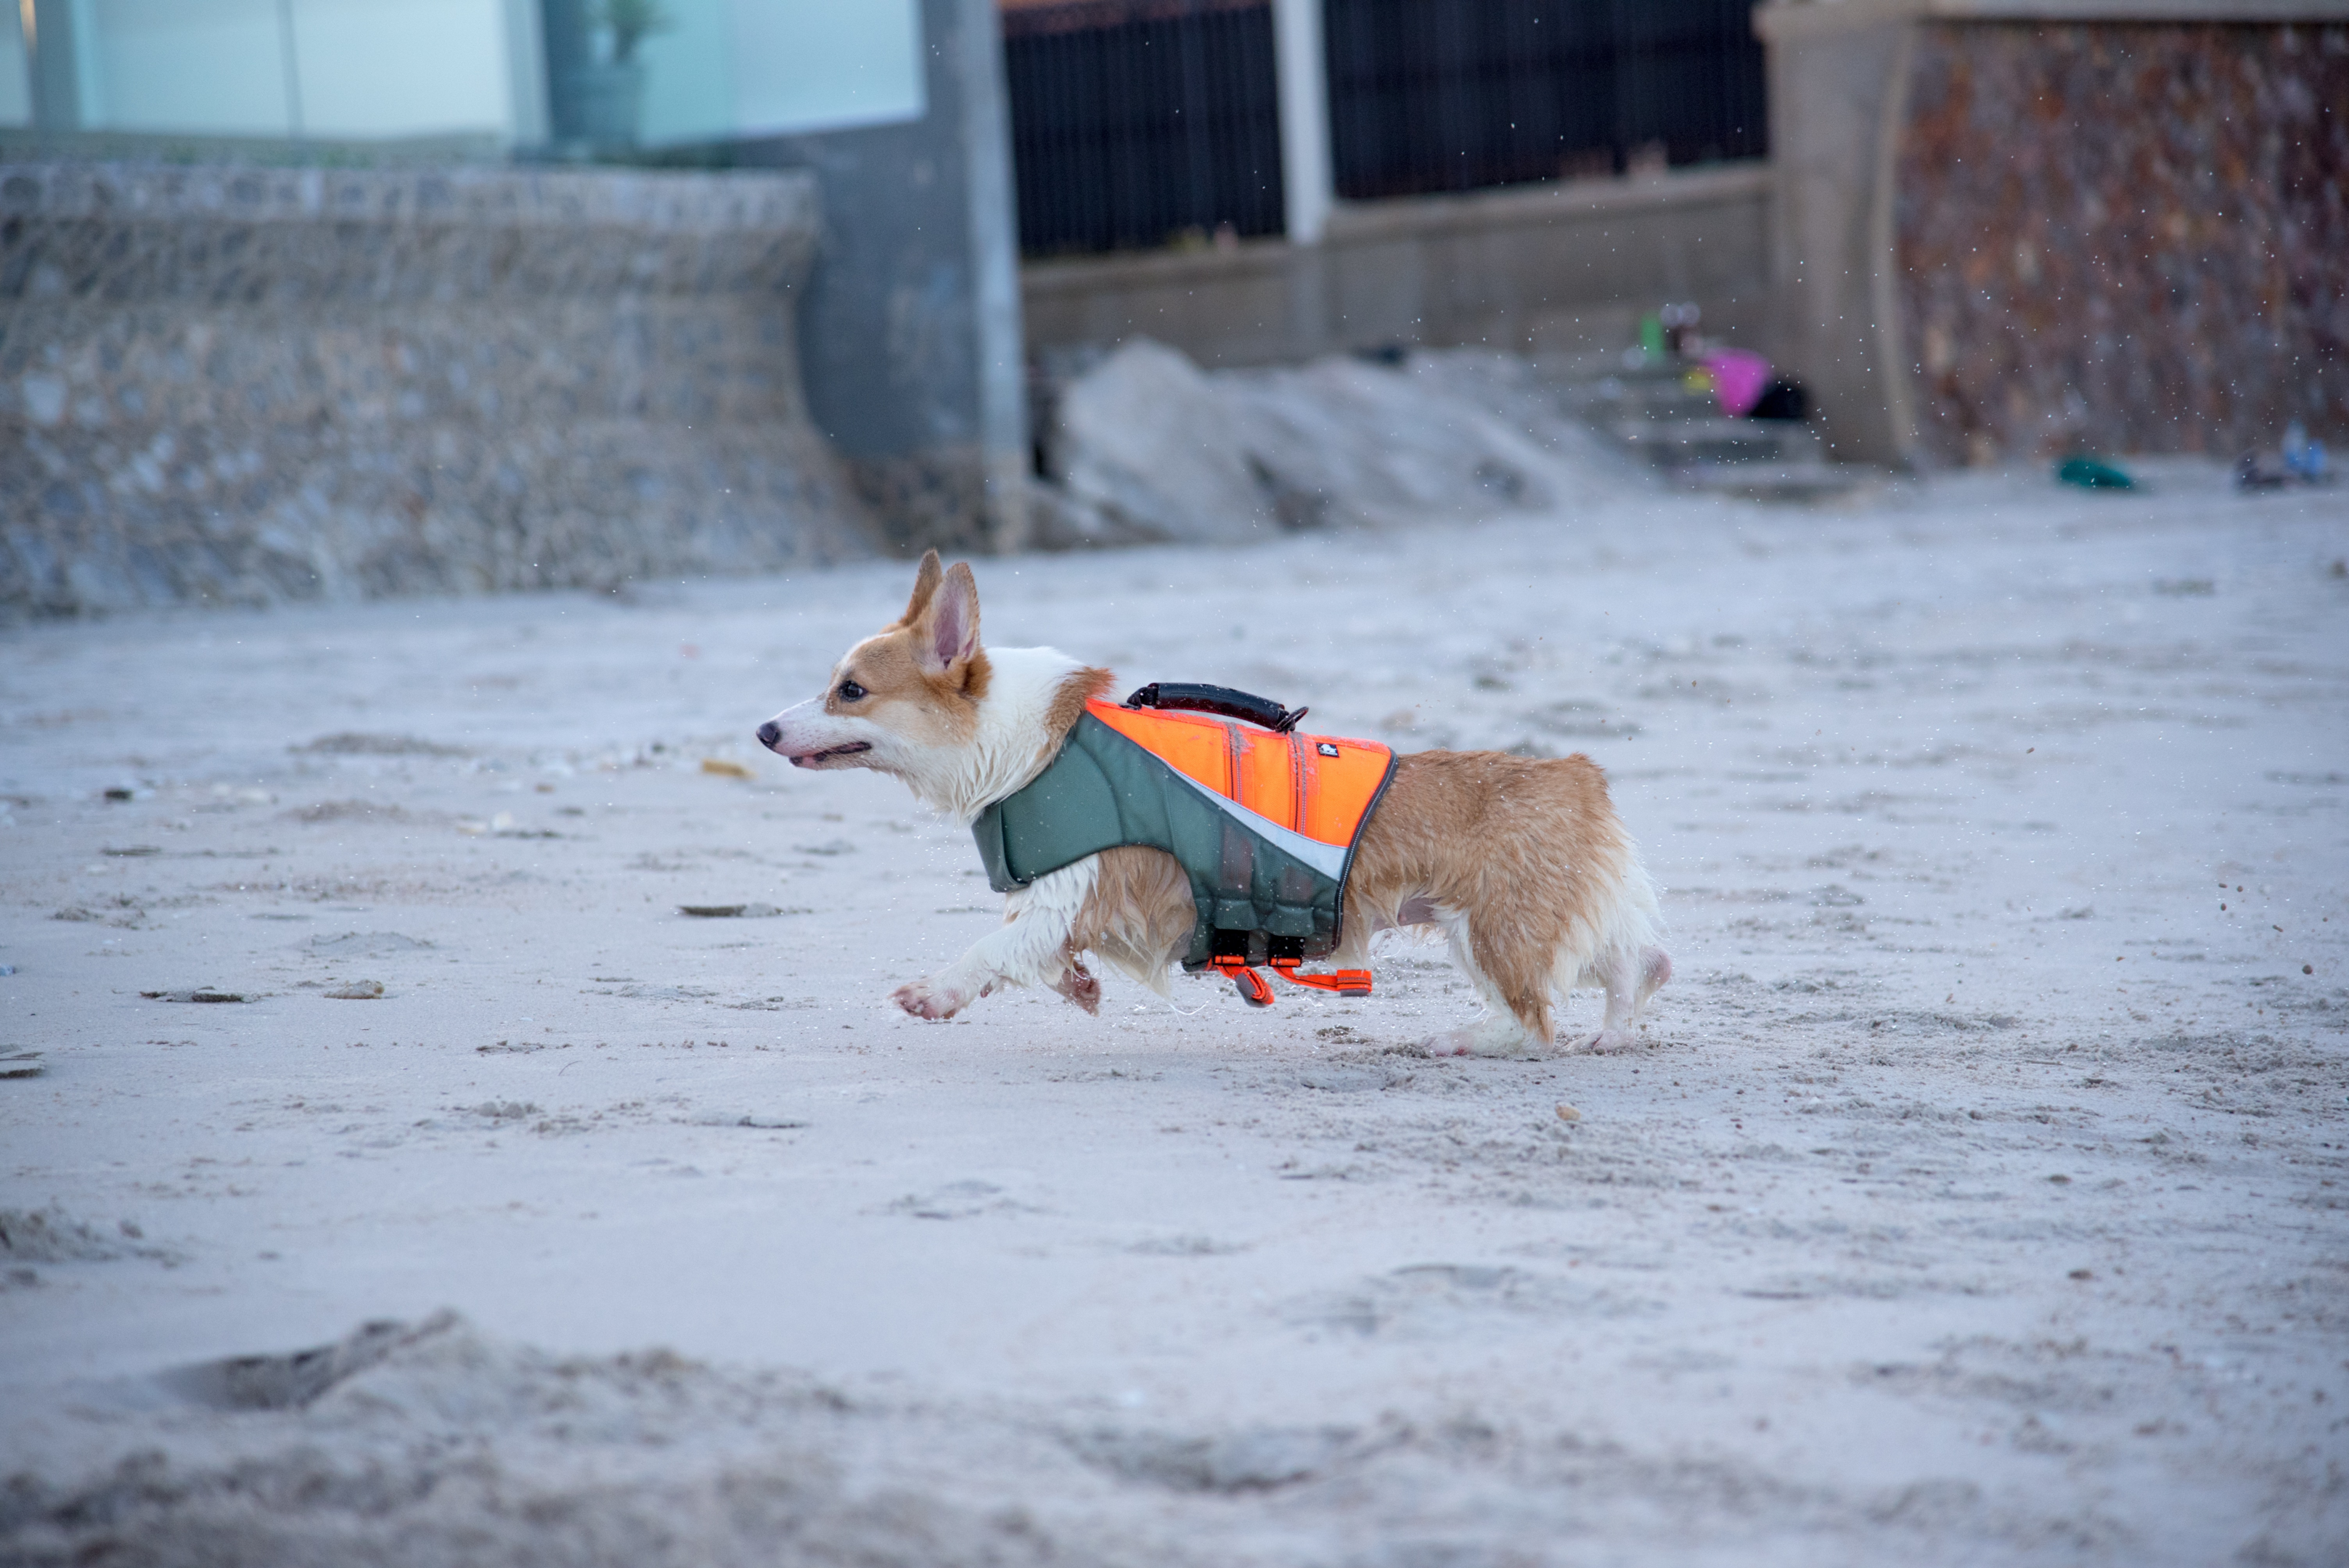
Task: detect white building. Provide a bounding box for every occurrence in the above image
[3,0,925,151]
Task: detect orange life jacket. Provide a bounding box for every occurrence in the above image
[971,697,1396,1005]
[1083,700,1393,854]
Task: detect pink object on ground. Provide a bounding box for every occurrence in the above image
[1703,349,1771,417]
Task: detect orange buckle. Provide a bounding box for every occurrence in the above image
[1209,956,1276,1008]
[1268,958,1373,998]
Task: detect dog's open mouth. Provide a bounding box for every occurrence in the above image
[788,741,872,768]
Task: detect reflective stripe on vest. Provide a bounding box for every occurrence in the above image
[971,701,1396,967]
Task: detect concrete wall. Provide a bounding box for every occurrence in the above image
[1755,0,1919,464]
[740,0,1030,556]
[1758,0,2349,466]
[0,162,870,618]
[1022,163,1778,369]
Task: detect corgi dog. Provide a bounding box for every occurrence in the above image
[756,552,1670,1055]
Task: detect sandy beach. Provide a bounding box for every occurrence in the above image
[2,463,2345,1565]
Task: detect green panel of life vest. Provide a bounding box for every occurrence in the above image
[971,713,1377,966]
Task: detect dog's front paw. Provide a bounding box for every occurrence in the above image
[893,976,976,1021]
[1582,1027,1640,1054]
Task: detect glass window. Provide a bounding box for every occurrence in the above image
[23,0,523,140]
[7,0,924,150]
[288,0,516,140]
[75,0,295,136]
[545,0,923,152]
[0,9,30,126]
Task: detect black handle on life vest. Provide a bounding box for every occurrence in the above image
[1124,682,1307,733]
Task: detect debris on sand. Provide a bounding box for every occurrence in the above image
[891,1180,1023,1220]
[700,759,756,779]
[295,732,469,757]
[0,1206,156,1262]
[285,799,420,825]
[163,1312,449,1411]
[679,903,783,918]
[141,988,250,1003]
[2236,421,2332,490]
[454,815,563,839]
[306,931,433,957]
[2056,455,2136,489]
[0,1051,43,1079]
[1555,1103,1583,1122]
[1063,1424,1357,1493]
[323,981,385,1000]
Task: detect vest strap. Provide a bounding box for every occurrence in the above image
[1206,955,1374,1006]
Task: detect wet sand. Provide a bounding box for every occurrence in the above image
[2,463,2345,1565]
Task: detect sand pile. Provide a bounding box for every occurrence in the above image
[5,1310,2191,1567]
[1035,340,1640,547]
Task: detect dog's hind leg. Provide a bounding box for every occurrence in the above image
[894,857,1100,1021]
[1424,910,1553,1058]
[1580,944,1672,1053]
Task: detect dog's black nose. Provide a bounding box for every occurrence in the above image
[756,721,781,749]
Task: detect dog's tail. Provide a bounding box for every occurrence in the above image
[1558,847,1667,995]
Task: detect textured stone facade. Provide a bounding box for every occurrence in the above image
[1897,21,2348,464]
[1,163,873,618]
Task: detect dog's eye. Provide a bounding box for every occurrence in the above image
[836,680,867,703]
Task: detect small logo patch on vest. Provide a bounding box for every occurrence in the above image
[1318,741,1339,756]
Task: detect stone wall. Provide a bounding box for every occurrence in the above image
[1022,163,1778,370]
[1897,20,2349,465]
[0,163,873,618]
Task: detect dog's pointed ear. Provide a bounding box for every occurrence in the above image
[918,562,981,675]
[892,550,944,629]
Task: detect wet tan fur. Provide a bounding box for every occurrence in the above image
[1336,751,1633,1041]
[1058,750,1646,1043]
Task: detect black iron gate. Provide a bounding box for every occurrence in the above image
[1002,0,1767,256]
[1325,0,1767,199]
[1004,0,1286,257]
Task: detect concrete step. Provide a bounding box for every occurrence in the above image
[1576,383,1722,422]
[1674,460,1887,504]
[1532,351,1688,386]
[1537,350,1882,504]
[1609,416,1820,468]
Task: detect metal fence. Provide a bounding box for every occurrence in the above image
[1326,0,1767,199]
[1002,0,1767,256]
[1003,0,1286,257]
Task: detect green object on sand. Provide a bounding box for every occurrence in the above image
[1638,314,1667,359]
[2057,456,2136,490]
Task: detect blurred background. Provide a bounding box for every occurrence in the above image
[1,0,2342,616]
